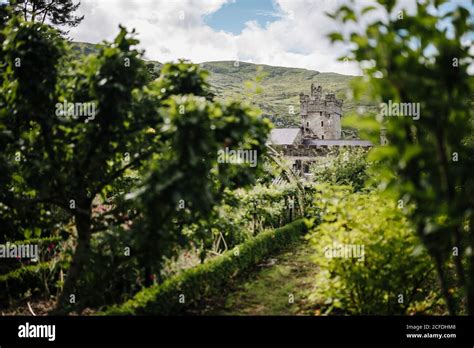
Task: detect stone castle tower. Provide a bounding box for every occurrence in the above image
[300,83,343,140]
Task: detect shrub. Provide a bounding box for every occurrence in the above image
[103,219,310,315]
[0,235,65,305]
[0,262,60,305]
[45,182,303,311]
[0,236,63,273]
[328,0,473,315]
[231,183,301,234]
[307,184,443,315]
[183,183,302,258]
[310,147,370,191]
[72,227,144,310]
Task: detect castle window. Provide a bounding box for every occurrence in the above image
[322,135,324,140]
[321,121,323,127]
[320,112,322,116]
[307,122,309,127]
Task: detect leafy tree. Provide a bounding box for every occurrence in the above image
[131,93,271,286]
[328,0,473,314]
[8,0,83,27]
[0,18,270,313]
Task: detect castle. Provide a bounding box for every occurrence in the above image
[268,83,372,174]
[300,84,343,140]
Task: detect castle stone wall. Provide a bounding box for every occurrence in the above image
[300,84,343,140]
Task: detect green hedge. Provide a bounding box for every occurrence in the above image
[104,219,311,315]
[0,262,60,303]
[0,236,63,302]
[12,236,62,246]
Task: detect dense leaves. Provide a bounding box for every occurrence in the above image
[329,0,474,314]
[309,147,371,191]
[0,18,271,312]
[307,184,440,315]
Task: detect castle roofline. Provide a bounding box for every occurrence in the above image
[302,139,372,147]
[268,128,302,146]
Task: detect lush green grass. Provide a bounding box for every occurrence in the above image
[206,237,318,315]
[103,219,310,315]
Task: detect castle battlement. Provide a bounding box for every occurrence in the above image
[269,83,374,177]
[300,83,342,140]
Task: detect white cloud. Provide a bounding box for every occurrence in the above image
[68,0,381,75]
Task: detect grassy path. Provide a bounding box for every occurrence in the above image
[204,237,319,315]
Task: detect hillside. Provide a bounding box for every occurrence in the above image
[201,61,369,128]
[71,42,376,133]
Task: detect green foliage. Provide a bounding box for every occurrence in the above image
[229,184,300,232]
[71,181,302,310]
[0,17,271,313]
[307,184,441,315]
[196,183,302,254]
[0,234,66,306]
[73,227,143,308]
[0,262,60,305]
[0,19,158,309]
[103,219,310,315]
[155,61,210,99]
[309,147,371,191]
[0,19,68,242]
[328,0,474,314]
[0,236,63,271]
[130,93,271,281]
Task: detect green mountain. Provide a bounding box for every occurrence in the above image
[71,42,376,134]
[71,41,104,56]
[201,61,368,128]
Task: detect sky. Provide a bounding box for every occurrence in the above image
[68,0,362,74]
[68,0,473,75]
